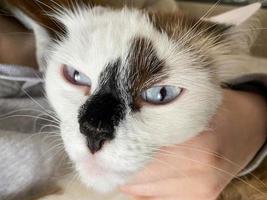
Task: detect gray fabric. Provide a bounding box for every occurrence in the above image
[0,97,53,133]
[0,64,43,82]
[0,65,69,200]
[0,64,44,98]
[0,79,23,97]
[239,142,267,176]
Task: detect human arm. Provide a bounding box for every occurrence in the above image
[121,89,267,200]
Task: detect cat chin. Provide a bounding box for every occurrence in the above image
[77,164,130,193]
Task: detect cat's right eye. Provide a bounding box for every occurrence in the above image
[141,85,183,105]
[62,65,92,87]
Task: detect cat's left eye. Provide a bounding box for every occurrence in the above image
[62,65,91,87]
[141,86,183,105]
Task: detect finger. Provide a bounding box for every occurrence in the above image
[122,178,187,197]
[122,176,225,199]
[134,197,178,200]
[129,143,227,185]
[129,163,184,184]
[128,149,200,184]
[134,197,217,200]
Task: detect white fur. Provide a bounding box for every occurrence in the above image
[45,7,222,193]
[5,1,262,198]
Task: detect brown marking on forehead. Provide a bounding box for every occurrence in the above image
[148,12,230,42]
[148,12,232,71]
[126,37,167,110]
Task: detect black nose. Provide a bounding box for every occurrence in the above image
[78,89,125,154]
[79,121,114,154]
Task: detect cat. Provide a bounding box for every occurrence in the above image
[3,0,267,199]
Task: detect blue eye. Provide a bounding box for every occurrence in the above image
[141,86,182,105]
[63,65,91,87]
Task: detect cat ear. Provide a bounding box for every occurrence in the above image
[208,3,261,26]
[208,3,261,51]
[207,4,264,83]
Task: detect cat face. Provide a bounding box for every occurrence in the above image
[21,1,256,192]
[45,7,227,192]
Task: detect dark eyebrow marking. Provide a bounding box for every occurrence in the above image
[126,37,167,111]
[148,12,231,42]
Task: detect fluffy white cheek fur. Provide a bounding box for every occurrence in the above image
[132,87,221,147]
[47,65,222,193]
[45,62,150,193]
[45,62,222,193]
[45,52,222,194]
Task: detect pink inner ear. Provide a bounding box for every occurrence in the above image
[207,3,261,26]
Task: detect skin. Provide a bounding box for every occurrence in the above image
[121,91,267,200]
[0,15,37,68]
[1,15,267,200]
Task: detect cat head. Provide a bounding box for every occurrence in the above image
[10,1,261,192]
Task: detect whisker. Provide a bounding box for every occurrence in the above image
[167,143,267,188]
[0,114,59,125]
[143,146,267,196]
[178,0,223,46]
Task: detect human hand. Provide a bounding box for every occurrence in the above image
[121,90,267,200]
[0,15,37,68]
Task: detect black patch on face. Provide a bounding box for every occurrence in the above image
[78,38,166,153]
[78,59,126,154]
